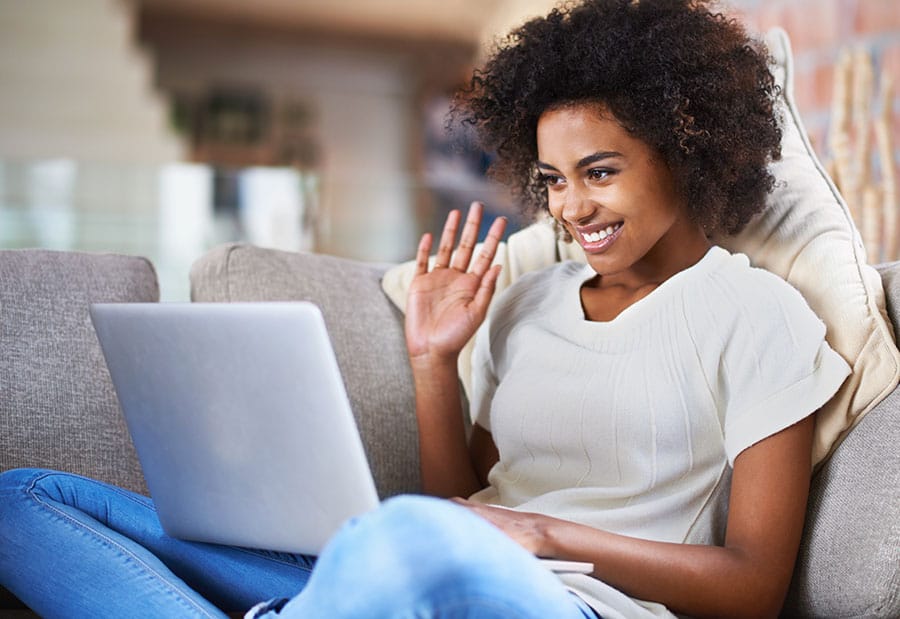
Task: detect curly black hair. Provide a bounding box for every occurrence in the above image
[453,0,782,236]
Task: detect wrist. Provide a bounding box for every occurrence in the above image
[408,351,459,374]
[534,514,561,558]
[535,514,596,560]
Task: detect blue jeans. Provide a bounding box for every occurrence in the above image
[0,469,599,618]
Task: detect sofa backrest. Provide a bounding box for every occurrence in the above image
[0,249,158,494]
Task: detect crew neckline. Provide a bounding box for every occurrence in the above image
[559,246,729,334]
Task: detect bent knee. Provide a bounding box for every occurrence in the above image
[0,468,51,494]
[337,495,528,581]
[308,496,563,616]
[363,495,482,554]
[0,469,59,532]
[0,468,113,509]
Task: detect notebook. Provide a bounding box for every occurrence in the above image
[90,301,380,555]
[90,301,593,574]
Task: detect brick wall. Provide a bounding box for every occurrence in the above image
[726,0,899,168]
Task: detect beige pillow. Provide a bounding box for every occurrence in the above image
[381,28,900,466]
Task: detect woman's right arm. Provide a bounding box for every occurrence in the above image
[404,203,505,498]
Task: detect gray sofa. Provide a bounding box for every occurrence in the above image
[1,244,898,617]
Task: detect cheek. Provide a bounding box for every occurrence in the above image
[546,192,565,219]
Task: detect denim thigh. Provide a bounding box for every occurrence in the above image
[0,468,315,618]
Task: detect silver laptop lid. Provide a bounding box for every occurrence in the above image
[90,301,380,554]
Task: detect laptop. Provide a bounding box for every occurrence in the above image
[90,301,380,556]
[90,301,594,574]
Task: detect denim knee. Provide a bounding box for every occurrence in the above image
[0,468,98,514]
[0,468,50,514]
[329,494,534,594]
[363,495,496,565]
[280,495,582,618]
[0,467,46,491]
[373,494,499,557]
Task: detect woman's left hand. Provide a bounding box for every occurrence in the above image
[451,498,554,557]
[404,203,506,364]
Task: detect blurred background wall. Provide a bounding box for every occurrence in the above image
[729,0,899,155]
[1,0,897,299]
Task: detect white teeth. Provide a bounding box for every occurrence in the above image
[583,224,620,244]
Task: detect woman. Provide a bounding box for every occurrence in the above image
[0,1,849,617]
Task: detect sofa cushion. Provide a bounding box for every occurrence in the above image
[190,244,418,498]
[0,249,159,494]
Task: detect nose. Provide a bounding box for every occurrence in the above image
[559,183,596,225]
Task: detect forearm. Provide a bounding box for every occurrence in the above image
[411,356,483,498]
[402,204,505,498]
[540,521,792,618]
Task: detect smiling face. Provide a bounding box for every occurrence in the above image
[536,103,710,290]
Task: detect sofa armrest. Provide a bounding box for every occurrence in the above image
[0,249,159,494]
[190,244,418,498]
[782,261,900,617]
[784,385,900,617]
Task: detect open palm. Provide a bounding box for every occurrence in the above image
[405,203,506,362]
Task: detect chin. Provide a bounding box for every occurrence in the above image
[584,254,625,277]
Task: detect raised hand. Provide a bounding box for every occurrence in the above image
[405,202,506,364]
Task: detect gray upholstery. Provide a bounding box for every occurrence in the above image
[784,387,900,617]
[190,243,419,499]
[0,249,158,494]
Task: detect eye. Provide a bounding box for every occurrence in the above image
[539,173,565,188]
[587,168,614,181]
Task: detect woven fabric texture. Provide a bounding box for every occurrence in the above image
[0,249,159,494]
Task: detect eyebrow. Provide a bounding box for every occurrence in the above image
[536,151,624,171]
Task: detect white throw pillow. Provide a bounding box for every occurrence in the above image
[381,28,900,466]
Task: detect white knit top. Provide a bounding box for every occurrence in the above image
[467,246,849,618]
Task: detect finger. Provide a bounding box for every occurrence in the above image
[450,202,483,272]
[470,216,507,278]
[473,264,503,315]
[434,209,461,268]
[414,233,433,275]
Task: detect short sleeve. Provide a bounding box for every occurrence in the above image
[710,269,851,465]
[470,322,498,432]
